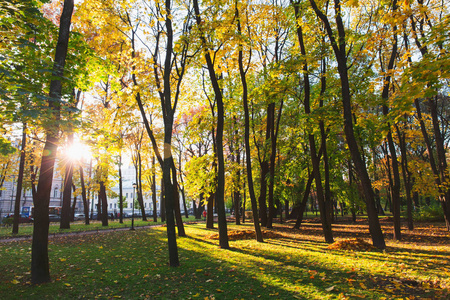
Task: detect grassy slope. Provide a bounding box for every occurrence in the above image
[0,222,449,299]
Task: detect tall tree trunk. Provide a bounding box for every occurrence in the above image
[172,168,186,237]
[236,3,263,241]
[60,134,74,229]
[137,152,147,221]
[160,177,165,222]
[381,0,401,240]
[118,154,124,224]
[206,192,214,229]
[395,123,413,230]
[266,102,275,228]
[100,180,108,226]
[234,146,241,225]
[12,123,27,234]
[31,0,74,284]
[293,4,333,242]
[309,0,385,249]
[71,184,77,221]
[194,0,229,249]
[293,172,314,229]
[79,164,89,225]
[267,101,283,228]
[151,156,157,222]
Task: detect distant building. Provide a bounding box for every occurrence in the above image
[0,164,164,218]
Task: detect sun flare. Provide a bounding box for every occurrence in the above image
[65,142,91,162]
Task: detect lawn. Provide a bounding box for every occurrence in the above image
[0,217,198,239]
[0,219,449,299]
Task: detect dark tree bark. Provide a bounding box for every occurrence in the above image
[234,145,241,225]
[309,0,385,249]
[293,172,314,229]
[12,123,27,234]
[395,123,413,230]
[118,153,124,224]
[172,164,186,236]
[136,151,147,221]
[193,0,229,249]
[160,177,165,222]
[60,134,74,229]
[31,0,74,284]
[151,156,157,222]
[381,0,401,240]
[100,180,108,226]
[293,2,333,242]
[235,2,263,242]
[71,184,77,221]
[267,101,283,228]
[206,191,214,229]
[79,164,89,225]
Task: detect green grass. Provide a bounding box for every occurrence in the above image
[0,216,198,239]
[0,223,449,299]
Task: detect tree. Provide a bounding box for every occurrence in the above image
[193,0,229,249]
[308,0,385,249]
[31,0,74,284]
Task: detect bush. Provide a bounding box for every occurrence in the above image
[413,203,444,222]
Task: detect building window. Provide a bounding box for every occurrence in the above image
[145,203,147,208]
[114,203,116,209]
[54,188,58,198]
[110,203,112,209]
[126,193,128,198]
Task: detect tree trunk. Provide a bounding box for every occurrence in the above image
[309,0,385,249]
[206,192,214,229]
[160,177,165,222]
[381,0,401,240]
[236,3,263,241]
[151,156,157,222]
[193,0,229,249]
[12,123,26,234]
[293,172,314,229]
[118,154,123,224]
[137,152,147,221]
[60,134,74,229]
[172,164,186,237]
[79,164,89,225]
[100,180,108,226]
[31,0,74,284]
[71,184,77,221]
[293,6,333,242]
[234,147,241,225]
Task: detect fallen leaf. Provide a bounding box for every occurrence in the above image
[325,286,335,292]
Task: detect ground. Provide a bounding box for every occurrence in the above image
[0,217,449,299]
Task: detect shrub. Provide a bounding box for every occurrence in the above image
[413,203,444,222]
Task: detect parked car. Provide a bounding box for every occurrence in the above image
[48,214,61,222]
[74,213,85,221]
[2,214,33,225]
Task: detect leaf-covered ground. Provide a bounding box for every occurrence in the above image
[0,219,449,299]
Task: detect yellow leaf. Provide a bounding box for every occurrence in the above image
[11,279,20,285]
[192,293,200,298]
[325,286,335,292]
[196,269,203,272]
[59,258,66,262]
[64,283,71,287]
[359,282,366,289]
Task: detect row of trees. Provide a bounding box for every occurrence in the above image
[1,0,449,284]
